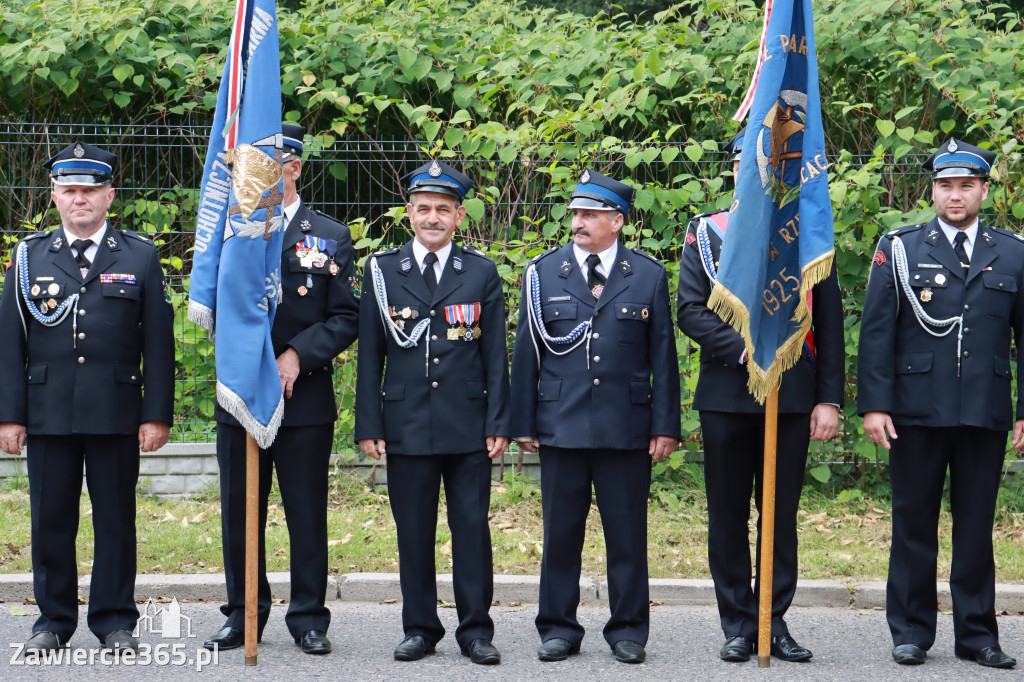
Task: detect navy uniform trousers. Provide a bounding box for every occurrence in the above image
[0,227,174,643]
[354,240,510,650]
[676,212,845,640]
[509,242,681,648]
[215,203,359,639]
[859,219,1024,653]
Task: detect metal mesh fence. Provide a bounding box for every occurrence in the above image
[0,120,945,448]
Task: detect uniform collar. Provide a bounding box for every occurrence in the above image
[936,216,978,252]
[412,237,452,273]
[572,241,618,279]
[62,222,107,248]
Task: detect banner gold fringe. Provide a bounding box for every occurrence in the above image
[706,250,834,404]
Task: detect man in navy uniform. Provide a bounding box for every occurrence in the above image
[204,124,360,656]
[859,139,1021,669]
[0,142,174,654]
[676,134,844,663]
[355,160,509,665]
[510,169,680,665]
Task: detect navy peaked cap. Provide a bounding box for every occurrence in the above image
[568,169,634,216]
[401,160,474,200]
[44,141,116,186]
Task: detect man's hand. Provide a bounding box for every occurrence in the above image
[809,403,840,442]
[515,437,539,454]
[277,348,301,399]
[649,435,677,462]
[358,438,386,460]
[1012,419,1024,450]
[0,422,26,455]
[486,436,509,460]
[862,411,897,450]
[138,421,170,453]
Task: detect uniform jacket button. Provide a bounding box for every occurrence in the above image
[78,333,85,340]
[80,287,87,293]
[431,381,438,388]
[593,378,600,386]
[430,309,436,317]
[78,309,86,316]
[433,358,440,365]
[592,332,599,340]
[594,356,601,362]
[77,357,85,364]
[963,351,970,358]
[431,335,438,341]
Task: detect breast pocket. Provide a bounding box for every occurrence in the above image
[982,271,1017,320]
[615,302,650,345]
[102,282,142,326]
[541,300,580,337]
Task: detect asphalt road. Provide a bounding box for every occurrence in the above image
[1,601,1021,680]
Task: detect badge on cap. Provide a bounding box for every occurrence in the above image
[428,160,442,177]
[74,142,85,158]
[581,169,591,184]
[948,139,958,153]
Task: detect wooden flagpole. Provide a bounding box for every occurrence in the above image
[757,384,779,667]
[245,433,259,666]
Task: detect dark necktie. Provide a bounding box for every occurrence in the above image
[72,239,92,276]
[953,231,970,271]
[586,253,605,299]
[422,251,438,295]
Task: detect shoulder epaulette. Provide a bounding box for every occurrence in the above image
[692,209,728,221]
[886,223,923,238]
[631,247,662,264]
[531,247,558,264]
[312,209,346,227]
[991,226,1024,242]
[460,244,490,259]
[24,231,50,241]
[123,231,153,244]
[372,247,400,257]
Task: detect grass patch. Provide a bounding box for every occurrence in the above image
[1,468,1022,583]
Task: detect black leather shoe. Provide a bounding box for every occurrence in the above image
[720,635,753,662]
[204,626,247,651]
[956,646,1016,669]
[892,643,926,665]
[394,635,435,661]
[771,634,812,662]
[463,638,500,665]
[538,638,579,662]
[612,640,646,664]
[24,632,61,653]
[296,630,331,655]
[103,630,139,654]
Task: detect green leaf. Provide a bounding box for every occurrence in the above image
[875,119,896,137]
[422,120,441,142]
[896,126,915,142]
[684,144,702,163]
[463,197,484,222]
[894,105,918,121]
[397,47,417,71]
[1012,203,1024,221]
[809,465,831,483]
[449,109,471,125]
[443,127,464,148]
[113,92,131,108]
[661,147,679,165]
[646,50,662,75]
[112,63,134,84]
[939,119,956,133]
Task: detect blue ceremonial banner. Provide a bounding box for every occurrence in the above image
[187,0,285,448]
[707,0,835,403]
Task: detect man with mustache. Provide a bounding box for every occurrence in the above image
[859,138,1021,669]
[510,169,680,665]
[355,160,510,665]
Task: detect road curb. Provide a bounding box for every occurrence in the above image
[2,574,1024,613]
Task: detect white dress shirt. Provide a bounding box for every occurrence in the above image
[412,238,452,283]
[65,223,108,265]
[572,241,618,284]
[937,217,978,261]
